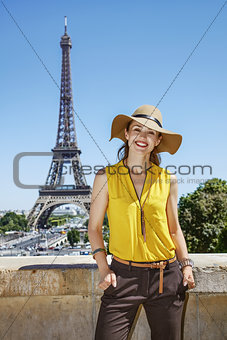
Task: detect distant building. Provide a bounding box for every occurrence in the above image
[0,210,30,217]
[52,205,79,216]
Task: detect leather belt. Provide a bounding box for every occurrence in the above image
[113,255,177,294]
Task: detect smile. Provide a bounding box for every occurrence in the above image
[135,141,148,148]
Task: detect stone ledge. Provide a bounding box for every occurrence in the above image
[0,254,226,297]
[0,254,99,270]
[1,253,226,270]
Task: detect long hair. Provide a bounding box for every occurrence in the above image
[117,121,162,166]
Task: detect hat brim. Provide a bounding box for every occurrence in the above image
[109,114,182,155]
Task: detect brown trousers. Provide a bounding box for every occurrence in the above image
[95,257,188,340]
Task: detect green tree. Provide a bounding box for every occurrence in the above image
[72,229,80,244]
[67,230,74,247]
[103,214,109,227]
[215,227,227,252]
[47,216,67,227]
[103,230,110,254]
[84,232,89,244]
[67,229,80,247]
[0,212,28,233]
[179,178,227,253]
[102,214,110,254]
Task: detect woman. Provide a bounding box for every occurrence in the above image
[88,104,195,340]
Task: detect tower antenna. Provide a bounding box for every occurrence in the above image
[64,16,67,34]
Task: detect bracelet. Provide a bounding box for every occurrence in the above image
[92,248,107,259]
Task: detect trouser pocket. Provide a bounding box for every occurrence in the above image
[103,260,140,298]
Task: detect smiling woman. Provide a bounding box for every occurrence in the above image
[88,104,195,340]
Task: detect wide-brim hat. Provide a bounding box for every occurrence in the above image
[109,104,182,154]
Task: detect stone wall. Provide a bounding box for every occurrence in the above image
[0,254,226,340]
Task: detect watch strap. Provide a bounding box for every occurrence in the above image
[178,258,194,269]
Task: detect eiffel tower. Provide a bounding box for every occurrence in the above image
[27,17,91,230]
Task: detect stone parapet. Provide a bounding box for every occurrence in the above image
[0,254,226,340]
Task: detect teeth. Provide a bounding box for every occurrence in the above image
[136,142,147,147]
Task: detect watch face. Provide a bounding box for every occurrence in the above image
[190,259,194,267]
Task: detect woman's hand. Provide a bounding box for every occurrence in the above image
[182,266,195,289]
[99,268,117,290]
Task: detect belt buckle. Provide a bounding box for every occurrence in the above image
[150,263,157,269]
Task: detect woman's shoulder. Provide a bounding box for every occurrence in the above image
[93,161,123,195]
[163,168,178,187]
[95,167,107,179]
[91,168,109,201]
[151,163,177,182]
[94,160,122,182]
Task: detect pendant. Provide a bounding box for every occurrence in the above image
[141,209,146,242]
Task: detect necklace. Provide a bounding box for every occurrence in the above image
[140,174,152,242]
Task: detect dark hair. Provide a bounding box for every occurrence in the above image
[117,121,162,166]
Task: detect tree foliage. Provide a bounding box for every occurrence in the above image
[215,226,227,252]
[102,214,109,227]
[84,232,89,244]
[179,178,227,253]
[47,216,67,227]
[103,214,110,254]
[0,212,28,234]
[67,229,80,247]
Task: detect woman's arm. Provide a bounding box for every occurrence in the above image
[166,173,195,289]
[88,169,116,289]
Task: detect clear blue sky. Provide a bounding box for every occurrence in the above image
[1,0,227,210]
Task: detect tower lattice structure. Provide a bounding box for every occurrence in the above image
[27,18,91,229]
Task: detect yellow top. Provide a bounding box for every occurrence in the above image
[105,159,176,262]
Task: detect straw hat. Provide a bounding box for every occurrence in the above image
[109,104,182,154]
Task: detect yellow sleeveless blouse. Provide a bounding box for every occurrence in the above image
[105,159,176,262]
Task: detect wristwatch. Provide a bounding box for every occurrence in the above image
[178,258,194,270]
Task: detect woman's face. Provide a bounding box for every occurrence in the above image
[125,121,162,155]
